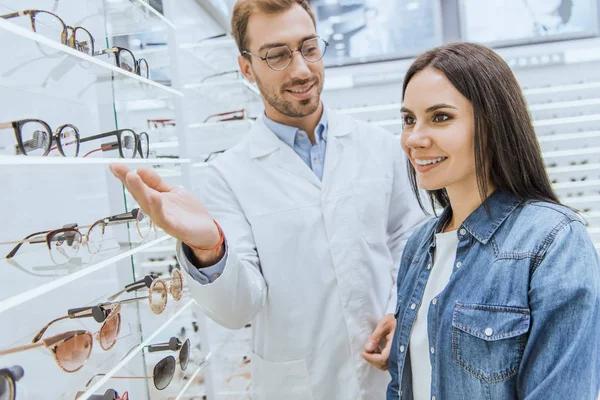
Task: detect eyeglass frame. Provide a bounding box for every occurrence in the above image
[146,336,191,371]
[75,388,129,400]
[94,47,149,79]
[107,269,184,314]
[32,301,123,352]
[203,109,246,123]
[0,10,96,55]
[0,330,93,373]
[1,208,151,262]
[241,36,329,71]
[80,129,149,159]
[0,365,24,400]
[0,119,81,157]
[85,355,177,391]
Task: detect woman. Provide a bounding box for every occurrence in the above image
[387,42,600,399]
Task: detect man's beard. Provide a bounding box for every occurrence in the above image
[254,73,321,118]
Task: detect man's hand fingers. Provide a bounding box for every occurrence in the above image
[361,352,388,371]
[109,163,131,183]
[365,320,392,353]
[125,170,157,214]
[136,167,175,193]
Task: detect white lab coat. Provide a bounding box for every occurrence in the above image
[176,110,425,400]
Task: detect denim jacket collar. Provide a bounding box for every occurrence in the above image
[430,189,522,245]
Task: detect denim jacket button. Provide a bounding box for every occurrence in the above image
[485,328,493,336]
[456,261,462,269]
[459,228,467,236]
[426,263,432,270]
[432,298,438,305]
[430,347,435,354]
[400,345,405,353]
[410,303,416,310]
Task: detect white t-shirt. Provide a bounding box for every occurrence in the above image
[410,229,458,400]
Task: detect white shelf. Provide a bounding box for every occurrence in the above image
[174,354,212,400]
[185,79,260,95]
[553,179,600,190]
[533,113,600,127]
[77,300,195,400]
[180,37,237,50]
[189,119,254,129]
[0,235,172,316]
[150,141,179,150]
[0,156,190,166]
[538,131,600,143]
[529,98,600,112]
[546,163,600,174]
[523,81,600,96]
[0,18,183,103]
[105,0,176,37]
[543,147,600,159]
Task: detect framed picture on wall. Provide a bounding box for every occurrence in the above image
[460,0,600,47]
[309,0,443,67]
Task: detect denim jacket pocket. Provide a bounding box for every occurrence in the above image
[452,303,530,383]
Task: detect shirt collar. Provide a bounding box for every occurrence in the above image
[433,189,522,245]
[262,106,329,148]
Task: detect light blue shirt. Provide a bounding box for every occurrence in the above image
[182,108,329,284]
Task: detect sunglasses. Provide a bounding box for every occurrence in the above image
[80,129,149,159]
[0,10,95,55]
[146,337,191,371]
[1,208,154,264]
[94,47,149,79]
[203,109,246,123]
[86,355,177,391]
[0,120,80,157]
[107,269,184,314]
[0,366,24,400]
[75,389,129,400]
[0,330,93,373]
[32,301,123,352]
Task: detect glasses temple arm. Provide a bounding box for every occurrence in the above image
[79,130,122,144]
[0,341,44,356]
[32,313,84,343]
[0,11,24,19]
[3,230,52,259]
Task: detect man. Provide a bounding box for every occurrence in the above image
[110,0,424,398]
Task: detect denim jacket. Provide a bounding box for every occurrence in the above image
[387,189,600,400]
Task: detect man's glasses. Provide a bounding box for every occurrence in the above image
[94,47,149,79]
[81,129,149,159]
[146,337,191,371]
[0,330,93,373]
[107,269,184,315]
[0,120,80,157]
[0,208,154,264]
[242,36,329,71]
[75,389,129,400]
[204,109,246,123]
[86,355,177,391]
[0,10,95,55]
[0,365,24,400]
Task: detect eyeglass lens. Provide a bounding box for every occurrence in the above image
[117,49,136,74]
[32,11,66,44]
[119,130,137,159]
[55,332,93,372]
[149,279,168,314]
[153,356,176,390]
[0,374,12,400]
[56,124,79,157]
[99,312,121,351]
[18,121,51,156]
[72,27,93,56]
[266,37,327,70]
[179,339,190,371]
[48,230,82,265]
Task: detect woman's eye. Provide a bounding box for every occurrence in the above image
[402,115,416,126]
[433,114,451,123]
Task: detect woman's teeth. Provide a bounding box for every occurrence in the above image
[415,157,447,166]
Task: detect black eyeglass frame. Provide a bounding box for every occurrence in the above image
[0,119,80,157]
[80,129,149,159]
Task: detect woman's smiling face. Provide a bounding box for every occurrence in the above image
[401,68,477,193]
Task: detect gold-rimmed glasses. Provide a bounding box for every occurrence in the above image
[0,208,154,264]
[242,36,329,71]
[107,269,184,314]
